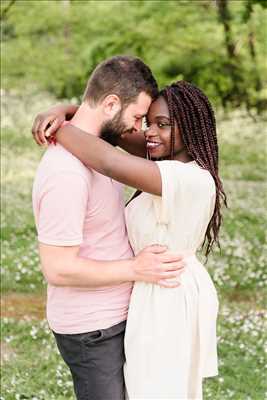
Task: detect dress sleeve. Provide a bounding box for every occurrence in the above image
[36,172,90,246]
[152,160,216,225]
[153,160,182,225]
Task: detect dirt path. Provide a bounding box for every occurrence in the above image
[1,293,46,320]
[1,293,47,364]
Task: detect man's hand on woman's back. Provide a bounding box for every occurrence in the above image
[133,244,185,288]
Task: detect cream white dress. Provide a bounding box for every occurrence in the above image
[124,160,219,400]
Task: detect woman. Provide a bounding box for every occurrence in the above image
[34,81,227,399]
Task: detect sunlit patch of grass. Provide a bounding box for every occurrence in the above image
[217,110,267,182]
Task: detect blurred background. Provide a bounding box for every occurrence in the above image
[1,1,267,399]
[1,0,267,108]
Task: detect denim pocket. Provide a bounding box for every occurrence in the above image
[80,329,104,345]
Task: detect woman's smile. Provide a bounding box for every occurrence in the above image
[146,140,163,150]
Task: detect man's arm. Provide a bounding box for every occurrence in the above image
[39,243,185,289]
[35,171,185,289]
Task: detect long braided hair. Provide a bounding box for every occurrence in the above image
[127,80,227,257]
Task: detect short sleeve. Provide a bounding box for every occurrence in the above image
[153,160,182,224]
[36,172,89,246]
[153,160,215,225]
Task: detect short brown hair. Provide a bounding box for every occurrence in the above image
[83,55,158,106]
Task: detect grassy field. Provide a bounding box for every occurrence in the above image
[1,92,267,399]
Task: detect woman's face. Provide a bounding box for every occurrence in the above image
[145,96,184,159]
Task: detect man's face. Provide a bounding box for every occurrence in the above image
[100,92,152,144]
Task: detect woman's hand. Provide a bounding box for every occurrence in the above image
[31,103,78,146]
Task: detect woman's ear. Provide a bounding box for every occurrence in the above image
[102,94,122,117]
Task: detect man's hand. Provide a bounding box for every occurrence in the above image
[31,104,78,146]
[132,244,185,288]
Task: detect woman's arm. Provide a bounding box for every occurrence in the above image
[56,124,162,196]
[116,131,147,158]
[32,103,79,145]
[32,103,147,156]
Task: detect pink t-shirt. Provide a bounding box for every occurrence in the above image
[32,142,133,334]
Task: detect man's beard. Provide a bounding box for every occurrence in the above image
[100,111,132,146]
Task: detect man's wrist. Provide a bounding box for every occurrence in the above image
[124,258,138,282]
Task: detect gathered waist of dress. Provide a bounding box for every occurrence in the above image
[181,253,204,272]
[161,252,202,285]
[181,251,197,261]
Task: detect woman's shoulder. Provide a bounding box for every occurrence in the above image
[156,159,210,177]
[156,159,215,195]
[187,161,216,193]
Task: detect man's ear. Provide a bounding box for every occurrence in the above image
[102,94,122,117]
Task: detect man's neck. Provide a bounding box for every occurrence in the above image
[69,102,102,136]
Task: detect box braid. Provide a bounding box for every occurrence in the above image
[160,81,227,256]
[126,80,227,257]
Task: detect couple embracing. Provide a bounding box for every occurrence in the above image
[32,55,226,400]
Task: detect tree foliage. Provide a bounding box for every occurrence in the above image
[1,0,267,111]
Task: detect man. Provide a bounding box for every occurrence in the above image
[32,55,184,400]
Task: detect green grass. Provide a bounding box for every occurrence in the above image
[2,302,265,400]
[1,318,73,399]
[1,102,267,399]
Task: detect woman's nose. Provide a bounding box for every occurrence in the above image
[145,126,158,139]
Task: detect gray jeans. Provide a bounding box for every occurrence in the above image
[53,320,126,400]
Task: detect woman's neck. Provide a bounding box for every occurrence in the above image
[173,147,193,163]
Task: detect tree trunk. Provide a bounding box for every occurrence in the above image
[245,0,263,93]
[216,0,236,61]
[0,0,16,21]
[215,0,246,107]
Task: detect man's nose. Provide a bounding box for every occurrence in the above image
[134,119,143,131]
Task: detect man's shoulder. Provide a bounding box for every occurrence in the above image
[32,144,93,198]
[37,143,92,180]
